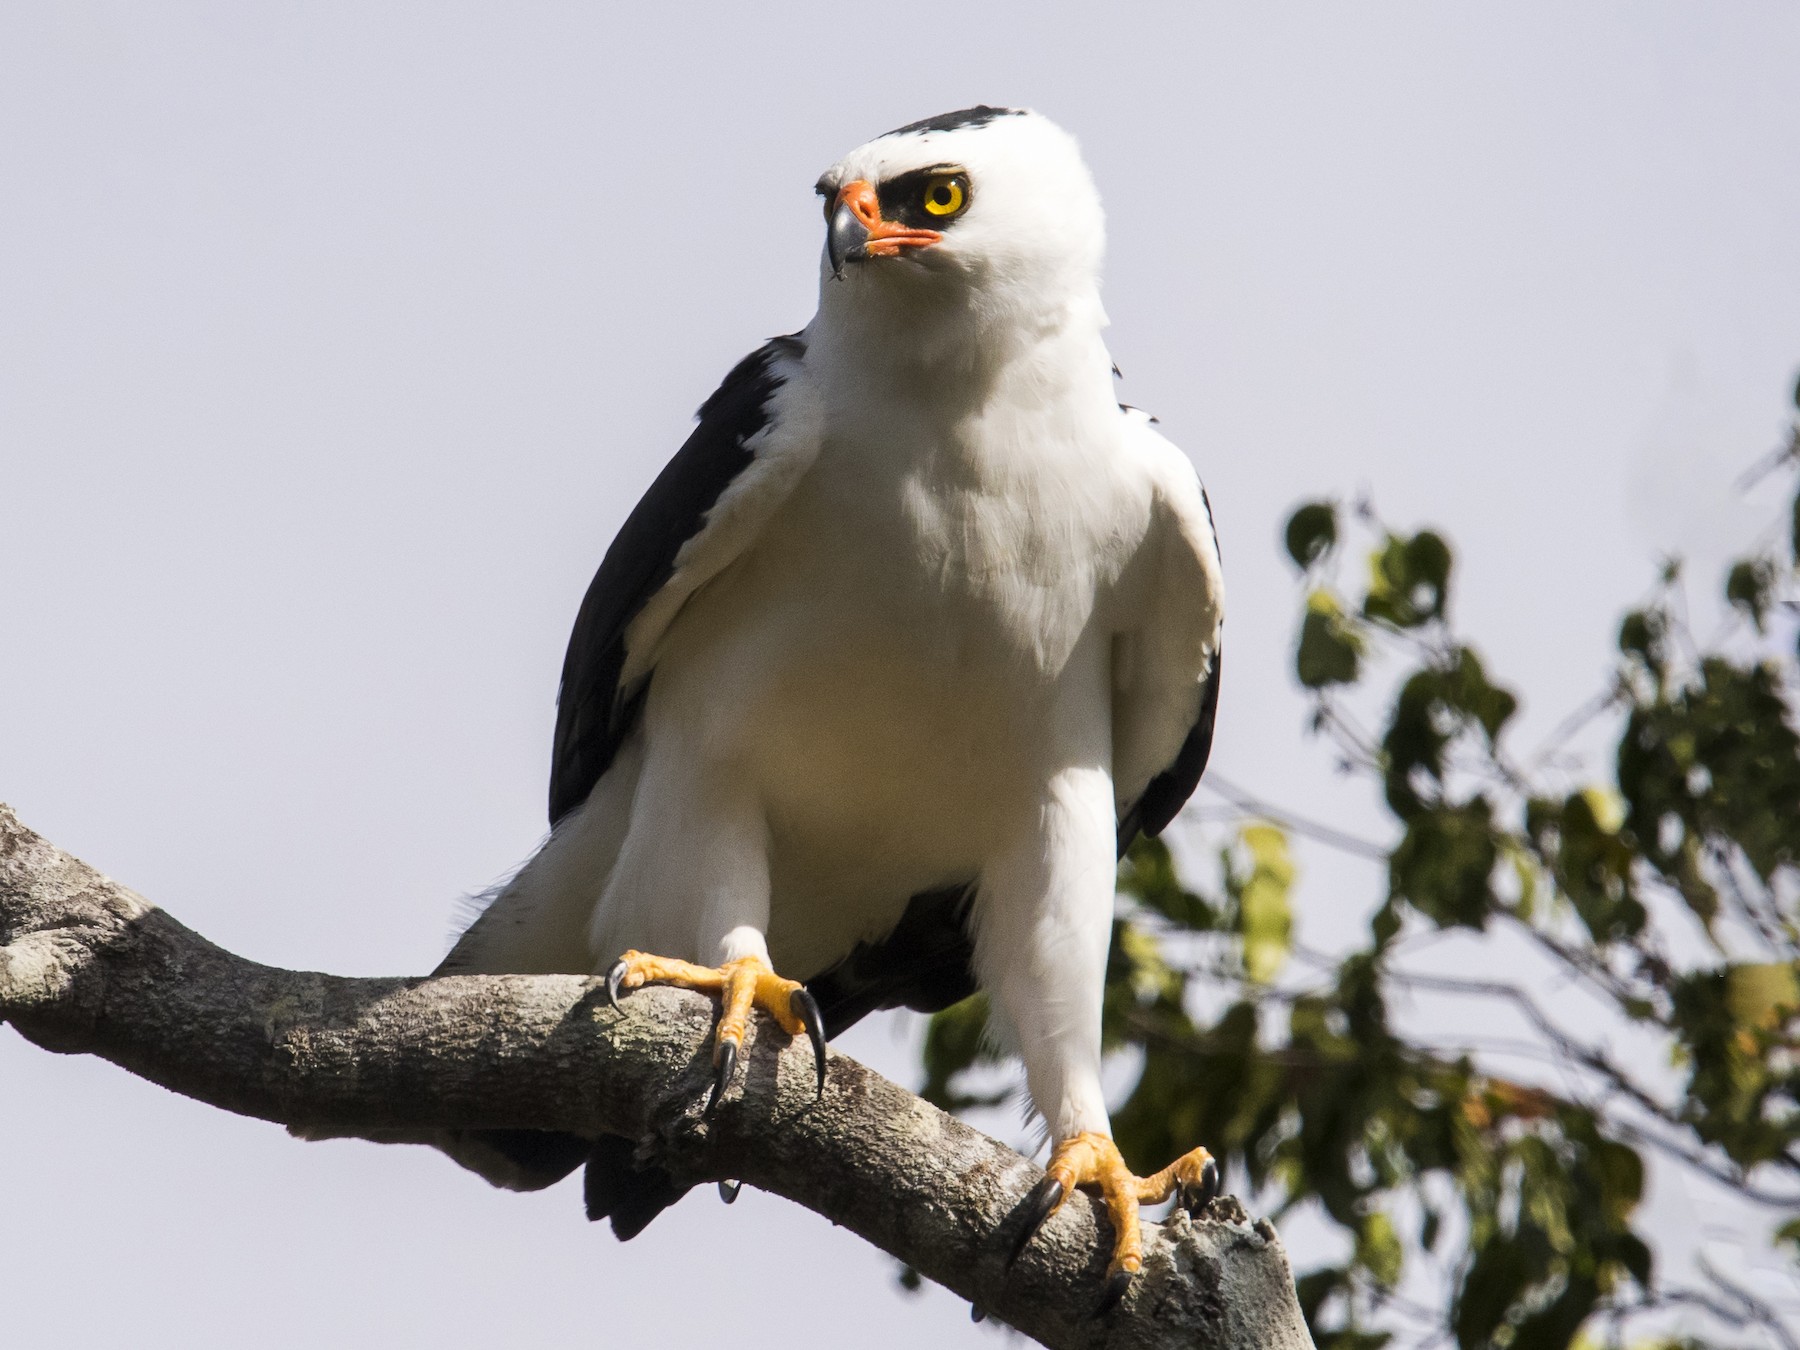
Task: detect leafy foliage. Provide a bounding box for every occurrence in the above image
[920,379,1800,1346]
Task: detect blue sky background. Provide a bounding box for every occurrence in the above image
[4,4,1799,1345]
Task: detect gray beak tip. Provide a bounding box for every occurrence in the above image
[827,200,869,278]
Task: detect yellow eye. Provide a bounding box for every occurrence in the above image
[922,176,966,217]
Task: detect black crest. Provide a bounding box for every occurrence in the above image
[880,105,1022,139]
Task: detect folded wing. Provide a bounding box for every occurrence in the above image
[548,335,818,825]
[1110,411,1226,853]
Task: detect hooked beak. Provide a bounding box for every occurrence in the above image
[826,180,944,278]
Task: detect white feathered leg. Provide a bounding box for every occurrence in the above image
[590,743,827,1103]
[979,764,1219,1305]
[588,742,772,972]
[973,762,1118,1144]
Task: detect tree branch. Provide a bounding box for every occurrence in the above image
[0,804,1312,1350]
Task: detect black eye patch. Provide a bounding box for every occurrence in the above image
[877,165,971,229]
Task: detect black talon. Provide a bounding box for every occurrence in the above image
[1005,1175,1065,1270]
[718,1179,742,1204]
[603,958,628,1007]
[789,987,828,1096]
[707,1038,739,1113]
[1093,1269,1133,1318]
[1179,1157,1221,1215]
[970,1305,986,1323]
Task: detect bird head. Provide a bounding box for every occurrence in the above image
[812,107,1105,344]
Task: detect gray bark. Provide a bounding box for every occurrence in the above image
[0,802,1313,1350]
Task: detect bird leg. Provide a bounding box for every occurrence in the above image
[602,951,827,1108]
[1008,1132,1219,1313]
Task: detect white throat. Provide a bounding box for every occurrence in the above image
[806,261,1112,408]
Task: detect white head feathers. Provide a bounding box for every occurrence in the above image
[812,107,1107,360]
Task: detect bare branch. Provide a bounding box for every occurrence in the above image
[1386,967,1800,1200]
[0,804,1313,1350]
[1199,775,1391,862]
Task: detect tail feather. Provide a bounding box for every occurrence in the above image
[458,1128,591,1186]
[582,1134,689,1239]
[430,1127,589,1192]
[434,1127,692,1239]
[805,884,978,1037]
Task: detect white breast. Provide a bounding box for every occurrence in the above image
[636,339,1147,973]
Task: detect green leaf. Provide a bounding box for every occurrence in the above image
[1533,789,1647,941]
[1589,1138,1646,1226]
[1725,558,1775,632]
[1776,1216,1800,1256]
[1618,607,1668,680]
[1616,1232,1653,1289]
[918,993,997,1111]
[1577,785,1624,835]
[1506,1276,1601,1350]
[1378,651,1516,818]
[1504,840,1540,921]
[1237,824,1295,983]
[1617,655,1800,889]
[1453,1236,1535,1347]
[1725,962,1800,1030]
[1116,922,1182,1003]
[1293,1267,1349,1325]
[1119,835,1218,929]
[1285,501,1339,570]
[1297,591,1363,688]
[1369,898,1402,948]
[1381,673,1451,816]
[1389,800,1499,929]
[1669,968,1791,1166]
[1364,530,1453,628]
[1450,647,1520,744]
[1355,1210,1404,1288]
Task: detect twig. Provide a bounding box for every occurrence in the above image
[1199,775,1391,862]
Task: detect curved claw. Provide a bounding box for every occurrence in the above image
[718,1179,742,1204]
[1093,1269,1133,1318]
[970,1305,986,1324]
[1005,1175,1066,1270]
[1179,1157,1221,1215]
[789,987,828,1096]
[707,1037,739,1113]
[603,958,628,1008]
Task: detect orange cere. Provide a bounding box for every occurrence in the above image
[836,180,943,255]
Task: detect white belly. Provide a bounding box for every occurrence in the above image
[639,427,1140,975]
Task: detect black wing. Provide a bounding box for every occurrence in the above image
[1115,476,1225,854]
[1115,646,1222,855]
[547,336,801,826]
[804,886,978,1039]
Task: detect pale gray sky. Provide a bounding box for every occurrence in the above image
[4,5,1798,1346]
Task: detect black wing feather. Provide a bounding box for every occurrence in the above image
[1115,646,1222,855]
[547,336,801,826]
[804,886,978,1040]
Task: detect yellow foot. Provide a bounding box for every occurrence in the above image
[1007,1131,1220,1312]
[602,951,828,1107]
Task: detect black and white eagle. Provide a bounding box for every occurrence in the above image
[434,106,1224,1300]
